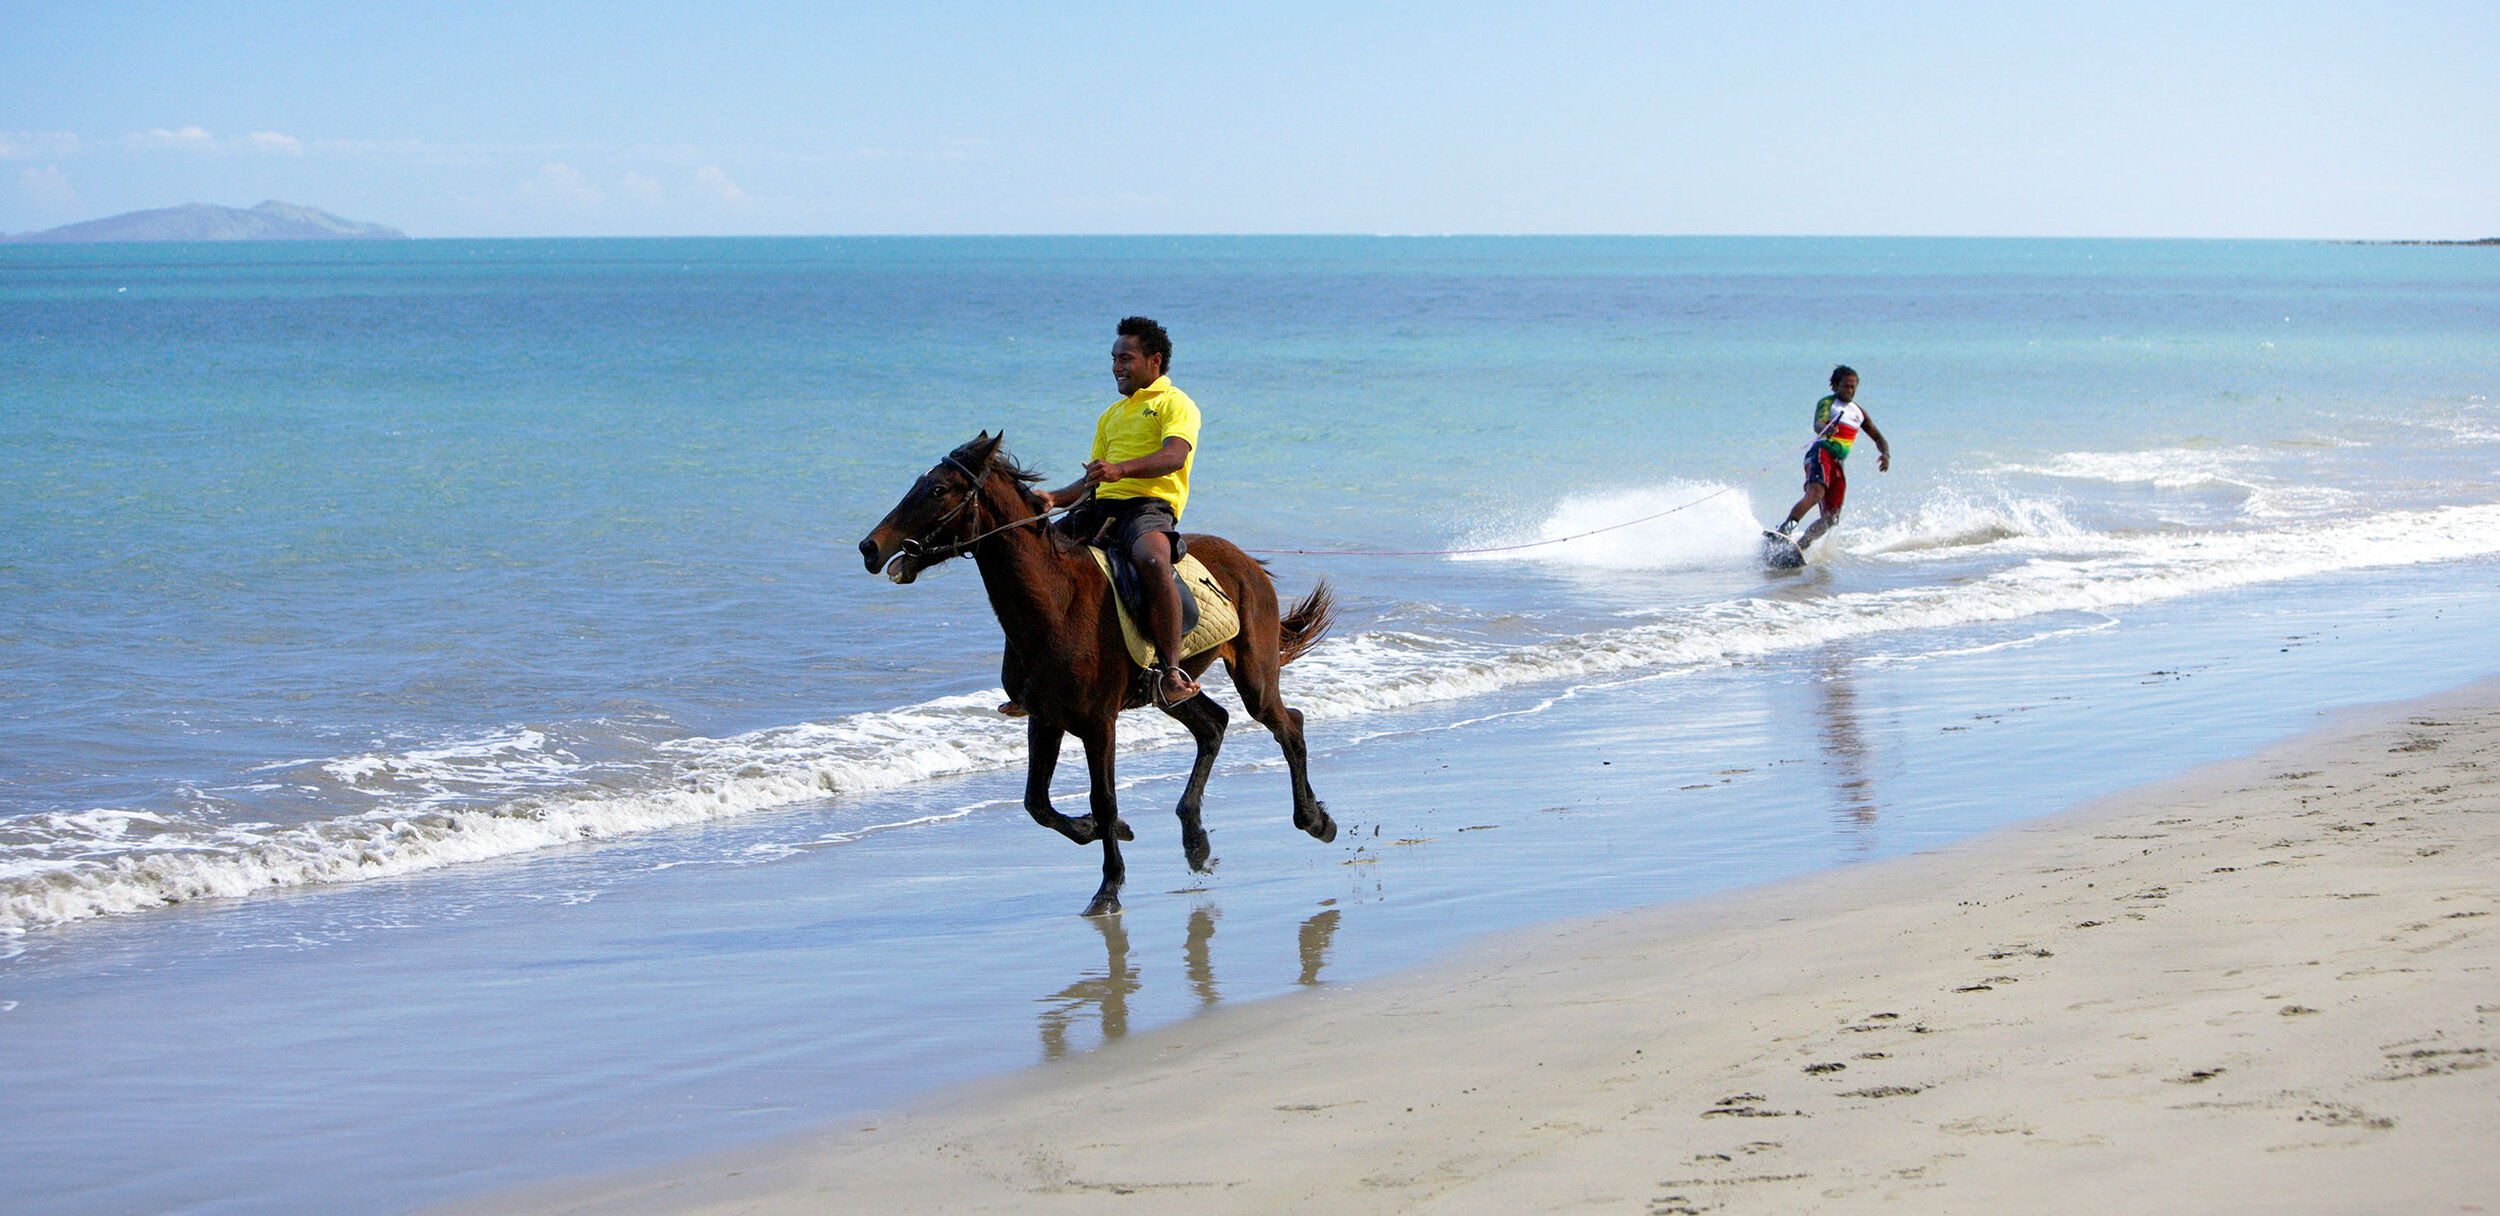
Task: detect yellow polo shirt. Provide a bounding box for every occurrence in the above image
[1090,375,1201,517]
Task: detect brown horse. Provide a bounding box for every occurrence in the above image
[859,433,1338,916]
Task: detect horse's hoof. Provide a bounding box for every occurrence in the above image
[1082,894,1122,917]
[1064,816,1138,845]
[1296,804,1338,844]
[1181,827,1213,873]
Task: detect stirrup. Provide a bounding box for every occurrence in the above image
[1153,663,1202,707]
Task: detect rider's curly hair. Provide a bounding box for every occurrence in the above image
[1830,364,1857,387]
[1118,316,1172,369]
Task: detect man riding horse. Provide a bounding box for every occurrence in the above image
[861,329,1340,913]
[1004,316,1204,710]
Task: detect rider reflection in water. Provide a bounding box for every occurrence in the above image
[1001,316,1205,712]
[1297,908,1341,986]
[1186,906,1221,1008]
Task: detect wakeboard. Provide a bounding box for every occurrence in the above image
[1761,529,1806,569]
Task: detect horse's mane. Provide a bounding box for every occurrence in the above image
[950,434,1051,516]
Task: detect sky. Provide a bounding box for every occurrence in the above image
[4,1,2494,239]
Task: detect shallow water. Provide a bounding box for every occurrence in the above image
[2,236,2496,1213]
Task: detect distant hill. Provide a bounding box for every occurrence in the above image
[3,200,406,243]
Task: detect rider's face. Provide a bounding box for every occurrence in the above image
[1112,335,1164,396]
[1832,373,1859,402]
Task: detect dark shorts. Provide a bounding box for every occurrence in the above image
[1803,448,1847,512]
[1057,495,1187,560]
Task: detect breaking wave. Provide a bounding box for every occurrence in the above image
[10,498,2500,936]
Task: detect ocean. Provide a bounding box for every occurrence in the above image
[4,236,2496,1213]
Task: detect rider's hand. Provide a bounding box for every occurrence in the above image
[1878,451,1891,472]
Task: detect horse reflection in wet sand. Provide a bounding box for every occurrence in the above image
[859,433,1339,916]
[1037,906,1344,1057]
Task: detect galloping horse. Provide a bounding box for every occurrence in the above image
[859,433,1338,916]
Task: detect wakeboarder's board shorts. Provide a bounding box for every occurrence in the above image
[1803,447,1848,512]
[1057,495,1188,560]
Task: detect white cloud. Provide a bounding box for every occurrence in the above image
[114,127,304,156]
[694,165,748,204]
[128,126,218,153]
[17,165,80,214]
[517,161,605,209]
[0,132,79,161]
[618,171,663,203]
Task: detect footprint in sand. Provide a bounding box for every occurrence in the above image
[2375,1046,2489,1081]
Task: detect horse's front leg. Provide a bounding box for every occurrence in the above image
[1160,692,1227,873]
[1078,725,1126,917]
[1026,718,1131,846]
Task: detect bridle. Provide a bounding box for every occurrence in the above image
[895,446,1066,565]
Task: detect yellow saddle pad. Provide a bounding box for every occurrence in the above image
[1085,549,1241,670]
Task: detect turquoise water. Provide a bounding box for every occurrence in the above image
[3,237,2497,1213]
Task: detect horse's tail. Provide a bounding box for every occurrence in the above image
[1275,580,1336,668]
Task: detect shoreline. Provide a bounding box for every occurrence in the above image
[453,680,2500,1214]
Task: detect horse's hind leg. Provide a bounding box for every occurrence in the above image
[1275,705,1334,843]
[1159,693,1228,872]
[1226,653,1335,844]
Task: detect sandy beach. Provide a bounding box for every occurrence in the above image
[450,679,2500,1215]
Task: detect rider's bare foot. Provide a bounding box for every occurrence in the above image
[1157,665,1201,705]
[998,700,1027,717]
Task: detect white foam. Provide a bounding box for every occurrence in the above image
[1284,500,2500,722]
[1451,482,1765,569]
[1848,487,2086,555]
[320,726,581,806]
[2000,446,2259,490]
[1989,445,2351,522]
[1,694,1187,936]
[9,500,2500,936]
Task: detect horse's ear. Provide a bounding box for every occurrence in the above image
[973,431,1003,456]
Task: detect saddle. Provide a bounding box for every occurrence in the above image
[1084,544,1241,671]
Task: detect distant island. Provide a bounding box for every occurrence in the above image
[3,200,406,243]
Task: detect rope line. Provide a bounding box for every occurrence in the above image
[1240,459,1785,558]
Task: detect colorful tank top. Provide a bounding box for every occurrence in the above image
[1814,395,1866,460]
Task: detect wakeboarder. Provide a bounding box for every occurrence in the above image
[1774,365,1891,556]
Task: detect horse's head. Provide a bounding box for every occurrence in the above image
[858,431,1007,584]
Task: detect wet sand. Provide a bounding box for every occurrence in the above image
[453,680,2500,1215]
